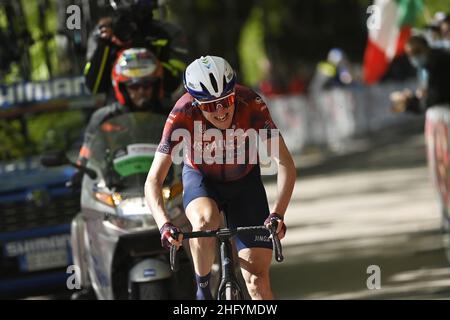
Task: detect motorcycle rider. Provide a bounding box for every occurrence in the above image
[77,47,170,168]
[72,47,170,299]
[84,0,188,102]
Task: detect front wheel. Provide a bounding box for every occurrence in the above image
[218,282,243,300]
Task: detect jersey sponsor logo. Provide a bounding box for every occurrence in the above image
[254,235,271,242]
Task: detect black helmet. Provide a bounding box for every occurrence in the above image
[109,0,156,11]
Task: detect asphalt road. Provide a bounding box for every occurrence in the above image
[268,117,450,299]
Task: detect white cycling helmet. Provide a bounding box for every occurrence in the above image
[183,56,236,101]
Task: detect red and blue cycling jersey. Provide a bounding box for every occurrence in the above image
[157,84,278,182]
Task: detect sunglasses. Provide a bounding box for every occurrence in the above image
[194,92,235,113]
[126,81,154,91]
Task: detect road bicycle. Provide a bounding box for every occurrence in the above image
[170,214,283,300]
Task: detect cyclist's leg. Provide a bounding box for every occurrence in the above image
[238,248,273,300]
[185,197,221,276]
[182,165,222,299]
[226,165,274,299]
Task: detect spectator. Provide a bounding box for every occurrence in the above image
[309,48,353,92]
[440,14,450,51]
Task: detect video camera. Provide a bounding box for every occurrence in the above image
[108,0,157,43]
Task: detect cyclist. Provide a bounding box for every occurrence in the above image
[77,47,168,167]
[144,56,296,300]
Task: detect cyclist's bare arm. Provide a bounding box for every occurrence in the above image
[145,152,177,226]
[270,135,296,220]
[145,152,184,247]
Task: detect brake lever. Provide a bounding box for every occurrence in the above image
[169,230,180,272]
[269,221,284,263]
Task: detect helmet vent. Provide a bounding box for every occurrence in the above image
[199,82,209,98]
[223,75,227,92]
[209,73,218,93]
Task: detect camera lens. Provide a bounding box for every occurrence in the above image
[112,11,137,42]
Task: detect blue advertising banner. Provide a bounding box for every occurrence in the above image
[0,76,90,109]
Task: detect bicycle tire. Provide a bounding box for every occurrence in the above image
[219,282,243,300]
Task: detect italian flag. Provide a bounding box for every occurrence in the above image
[363,0,423,84]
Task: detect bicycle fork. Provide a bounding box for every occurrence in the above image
[217,236,242,299]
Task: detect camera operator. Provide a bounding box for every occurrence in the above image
[84,0,188,102]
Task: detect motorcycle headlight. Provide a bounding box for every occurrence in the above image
[162,182,183,202]
[94,191,122,207]
[104,196,158,231]
[162,182,183,220]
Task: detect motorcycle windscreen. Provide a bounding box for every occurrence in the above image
[113,146,154,177]
[88,112,173,192]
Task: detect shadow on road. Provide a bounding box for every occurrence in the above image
[269,117,450,299]
[272,227,450,299]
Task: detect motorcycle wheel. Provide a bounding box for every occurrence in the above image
[134,280,169,300]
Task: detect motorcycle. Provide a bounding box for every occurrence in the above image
[42,111,196,299]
